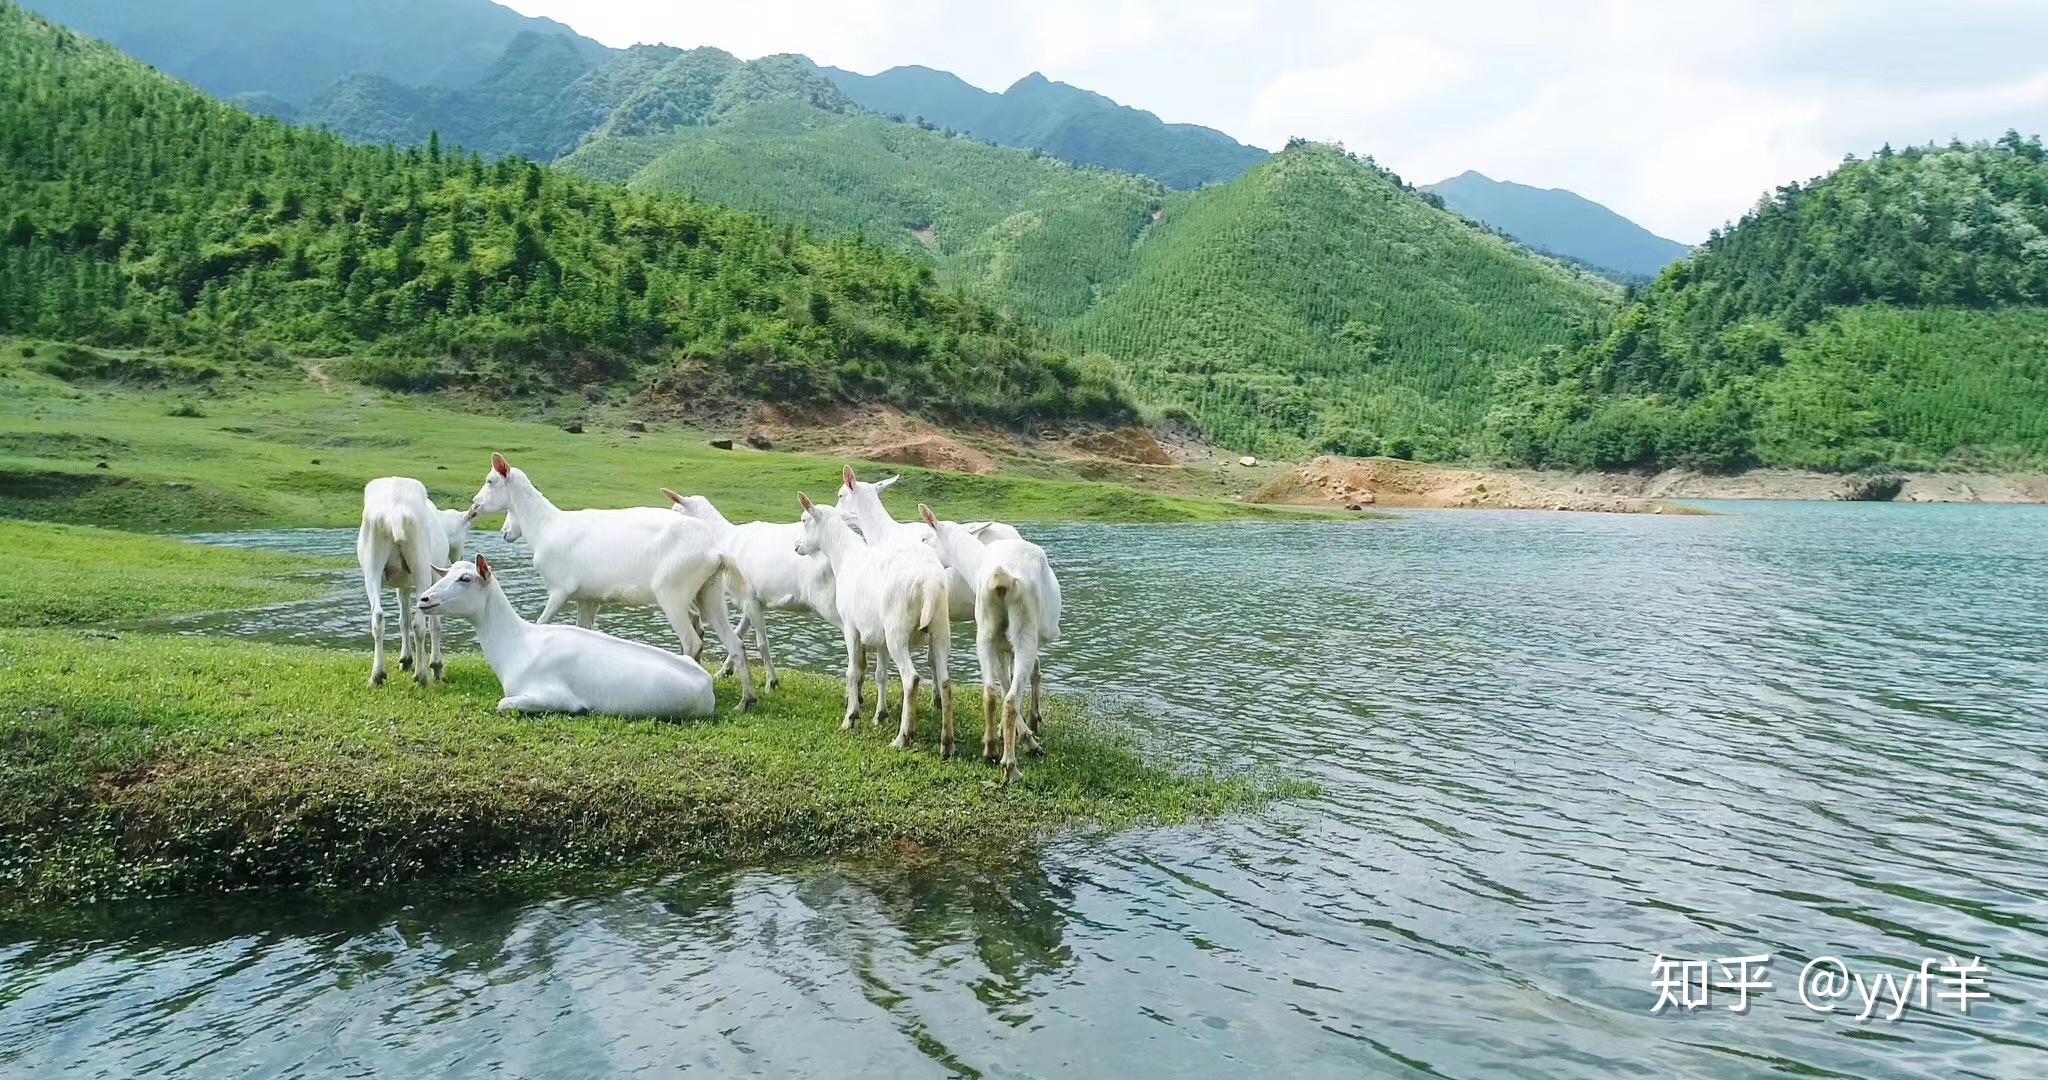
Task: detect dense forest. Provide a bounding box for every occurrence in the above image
[1489,138,2048,472]
[0,3,1130,424]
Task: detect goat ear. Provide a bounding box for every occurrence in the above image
[431,564,451,578]
[842,464,856,488]
[474,554,492,581]
[661,488,683,505]
[919,503,938,528]
[798,491,814,512]
[877,474,901,491]
[491,452,509,477]
[966,522,992,536]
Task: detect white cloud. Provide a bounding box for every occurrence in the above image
[498,0,2048,242]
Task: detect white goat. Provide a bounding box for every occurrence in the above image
[920,505,1061,782]
[469,452,760,708]
[357,476,476,686]
[836,467,1020,625]
[659,489,838,692]
[794,494,956,755]
[416,555,715,717]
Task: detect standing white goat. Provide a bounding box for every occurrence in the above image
[357,476,476,686]
[794,493,956,755]
[920,505,1061,782]
[469,453,760,708]
[416,555,716,717]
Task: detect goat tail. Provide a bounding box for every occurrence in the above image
[374,504,409,545]
[918,576,949,638]
[987,564,1032,634]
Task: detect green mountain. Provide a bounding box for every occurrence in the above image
[1425,171,1691,284]
[1487,137,2048,472]
[306,39,855,163]
[819,66,1269,190]
[0,2,1129,426]
[17,0,609,105]
[571,120,1618,454]
[1066,146,1619,455]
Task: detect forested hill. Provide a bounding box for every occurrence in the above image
[817,65,1269,190]
[1067,145,1620,456]
[1488,137,2048,472]
[0,3,1131,426]
[18,0,608,108]
[306,38,856,163]
[1424,171,1691,283]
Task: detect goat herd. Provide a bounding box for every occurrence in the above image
[359,453,1062,781]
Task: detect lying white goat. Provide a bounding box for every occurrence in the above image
[794,493,956,755]
[920,505,1062,782]
[357,476,476,686]
[470,453,760,708]
[416,555,715,716]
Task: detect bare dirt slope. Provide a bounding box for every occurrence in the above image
[1255,457,1677,514]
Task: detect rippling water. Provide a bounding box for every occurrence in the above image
[5,502,2047,1078]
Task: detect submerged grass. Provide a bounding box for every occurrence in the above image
[0,523,1306,910]
[0,339,1304,531]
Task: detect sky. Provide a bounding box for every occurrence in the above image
[500,0,2048,242]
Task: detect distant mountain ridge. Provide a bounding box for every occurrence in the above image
[818,65,1269,189]
[1424,170,1692,283]
[18,0,610,105]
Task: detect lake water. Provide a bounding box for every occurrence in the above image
[4,502,2047,1078]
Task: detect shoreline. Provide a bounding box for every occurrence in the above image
[1251,456,2048,514]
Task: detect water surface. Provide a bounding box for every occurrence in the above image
[5,502,2047,1078]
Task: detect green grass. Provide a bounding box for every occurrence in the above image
[0,518,1306,910]
[0,339,1302,531]
[0,520,335,627]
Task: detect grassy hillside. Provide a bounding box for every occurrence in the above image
[1489,137,2048,472]
[0,4,1128,427]
[1069,146,1620,455]
[1425,170,1691,283]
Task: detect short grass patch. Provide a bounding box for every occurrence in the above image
[0,520,335,627]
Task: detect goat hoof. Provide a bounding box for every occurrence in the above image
[740,695,758,712]
[983,745,1000,764]
[398,656,414,672]
[890,735,911,750]
[1002,765,1023,786]
[841,714,858,731]
[941,740,957,761]
[716,663,734,677]
[370,671,387,687]
[767,676,781,692]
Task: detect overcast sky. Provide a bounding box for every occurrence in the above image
[501,0,2048,241]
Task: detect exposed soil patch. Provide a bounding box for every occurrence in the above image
[851,434,998,475]
[1068,426,1176,466]
[1256,456,1676,514]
